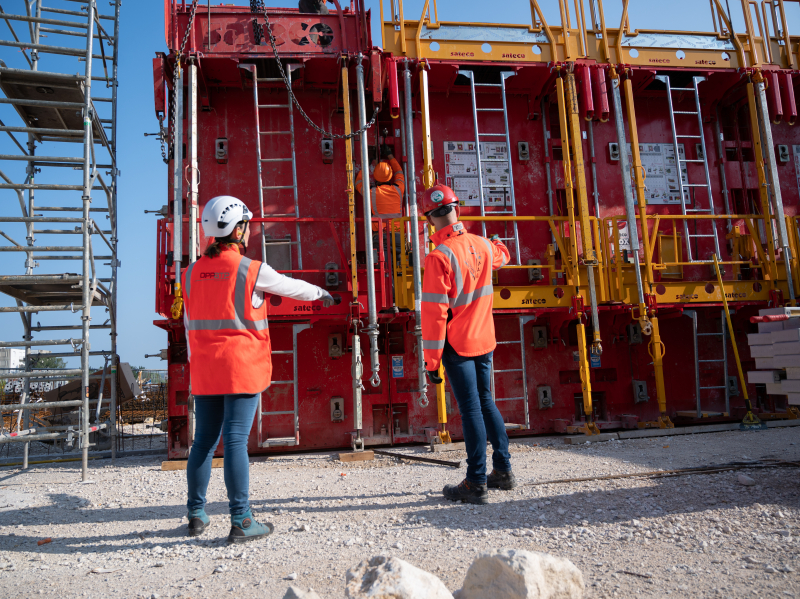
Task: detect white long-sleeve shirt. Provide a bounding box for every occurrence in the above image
[184,259,326,356]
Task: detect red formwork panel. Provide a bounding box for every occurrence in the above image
[156,5,800,458]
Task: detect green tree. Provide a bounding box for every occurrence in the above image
[30,354,67,370]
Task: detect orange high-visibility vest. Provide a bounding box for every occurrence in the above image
[182,247,272,395]
[421,222,510,370]
[355,157,405,232]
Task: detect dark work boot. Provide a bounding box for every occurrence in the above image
[227,508,274,544]
[487,469,517,490]
[187,509,209,537]
[443,479,489,505]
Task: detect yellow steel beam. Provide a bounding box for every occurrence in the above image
[417,64,447,438]
[530,0,557,59]
[342,64,358,298]
[565,71,597,263]
[747,81,779,284]
[740,0,762,66]
[647,316,674,428]
[419,65,435,189]
[576,322,599,435]
[556,76,581,285]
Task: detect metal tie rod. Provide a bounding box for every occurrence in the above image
[0,338,78,348]
[372,449,460,468]
[261,411,295,416]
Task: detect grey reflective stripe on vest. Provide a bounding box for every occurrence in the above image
[421,292,449,304]
[371,192,402,220]
[482,236,508,268]
[186,256,269,332]
[453,284,494,308]
[422,339,445,350]
[184,261,196,300]
[434,244,463,307]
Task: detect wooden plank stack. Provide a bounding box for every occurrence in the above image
[747,307,800,406]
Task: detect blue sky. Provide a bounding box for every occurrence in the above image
[1,0,798,370]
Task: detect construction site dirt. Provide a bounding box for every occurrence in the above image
[0,425,798,598]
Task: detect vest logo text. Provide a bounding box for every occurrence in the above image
[199,272,230,280]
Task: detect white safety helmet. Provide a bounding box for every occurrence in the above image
[201,195,254,238]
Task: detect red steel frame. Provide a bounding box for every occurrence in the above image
[154,3,800,459]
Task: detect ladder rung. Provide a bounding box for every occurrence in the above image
[698,359,725,363]
[260,131,292,135]
[474,83,503,87]
[477,108,504,112]
[265,241,299,246]
[679,159,705,163]
[682,183,709,187]
[496,340,524,345]
[697,333,723,337]
[489,211,514,215]
[700,385,727,390]
[257,77,286,82]
[496,397,526,402]
[478,133,506,137]
[258,104,291,108]
[496,237,516,241]
[494,368,524,373]
[688,234,716,238]
[268,213,298,217]
[261,411,295,416]
[482,159,509,162]
[260,158,293,163]
[262,186,296,190]
[671,87,696,92]
[686,208,712,213]
[270,380,295,385]
[262,438,297,447]
[272,350,294,355]
[674,111,699,115]
[676,135,702,138]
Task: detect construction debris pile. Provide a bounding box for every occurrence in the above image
[747,308,800,408]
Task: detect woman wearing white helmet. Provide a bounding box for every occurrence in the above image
[181,196,334,543]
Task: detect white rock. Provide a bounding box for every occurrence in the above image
[456,549,584,599]
[285,572,299,581]
[345,556,453,599]
[737,474,756,487]
[282,586,322,599]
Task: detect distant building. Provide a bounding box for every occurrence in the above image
[0,348,25,373]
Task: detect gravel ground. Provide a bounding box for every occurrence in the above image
[0,425,798,598]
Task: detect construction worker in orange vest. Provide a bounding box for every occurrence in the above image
[182,196,335,543]
[420,183,516,505]
[355,145,405,267]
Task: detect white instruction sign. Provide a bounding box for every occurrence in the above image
[625,143,689,205]
[444,140,510,207]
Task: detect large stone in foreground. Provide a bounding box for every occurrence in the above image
[345,556,454,599]
[455,549,584,599]
[282,587,321,599]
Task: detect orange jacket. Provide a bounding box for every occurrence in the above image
[355,157,405,232]
[421,222,510,370]
[182,248,272,395]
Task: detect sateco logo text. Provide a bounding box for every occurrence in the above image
[451,51,474,57]
[199,272,230,280]
[503,53,526,59]
[522,298,547,305]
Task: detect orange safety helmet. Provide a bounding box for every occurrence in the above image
[374,161,393,183]
[421,182,459,216]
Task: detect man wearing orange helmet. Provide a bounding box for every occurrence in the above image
[420,183,516,505]
[355,145,405,266]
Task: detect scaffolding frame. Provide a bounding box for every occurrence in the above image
[0,0,120,480]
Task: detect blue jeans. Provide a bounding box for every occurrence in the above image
[186,393,258,516]
[442,343,511,485]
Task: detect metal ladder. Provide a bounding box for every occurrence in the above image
[459,70,521,265]
[656,75,721,263]
[248,65,303,269]
[258,323,310,447]
[682,310,730,418]
[490,316,534,429]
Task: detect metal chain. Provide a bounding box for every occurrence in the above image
[251,1,379,140]
[158,116,168,164]
[167,0,201,151]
